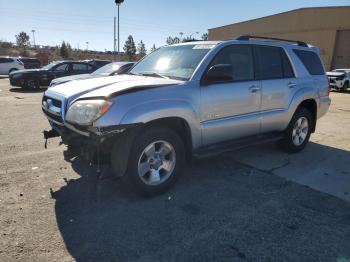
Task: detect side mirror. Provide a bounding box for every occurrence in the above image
[204,64,233,84]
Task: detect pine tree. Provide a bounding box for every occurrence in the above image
[60,41,71,59]
[201,33,208,41]
[123,35,136,60]
[137,40,147,58]
[151,44,157,53]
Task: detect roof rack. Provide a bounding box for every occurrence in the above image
[235,35,308,47]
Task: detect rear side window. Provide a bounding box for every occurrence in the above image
[72,63,88,71]
[256,45,283,79]
[293,49,324,75]
[281,51,294,78]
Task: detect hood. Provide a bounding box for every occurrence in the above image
[327,72,345,77]
[51,74,91,84]
[11,68,46,75]
[47,74,183,100]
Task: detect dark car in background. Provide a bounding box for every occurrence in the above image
[9,61,96,89]
[18,57,41,69]
[49,61,135,87]
[83,59,112,69]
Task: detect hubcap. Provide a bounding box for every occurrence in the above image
[292,117,309,146]
[138,140,176,186]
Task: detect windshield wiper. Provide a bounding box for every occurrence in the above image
[138,72,169,79]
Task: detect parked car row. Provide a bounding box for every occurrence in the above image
[327,69,350,92]
[0,56,41,75]
[8,60,134,89]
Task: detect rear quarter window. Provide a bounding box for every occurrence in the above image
[293,49,324,75]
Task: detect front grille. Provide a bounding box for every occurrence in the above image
[42,109,63,123]
[42,96,62,107]
[42,95,64,124]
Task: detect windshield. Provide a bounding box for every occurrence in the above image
[41,62,60,70]
[129,44,214,80]
[91,63,121,76]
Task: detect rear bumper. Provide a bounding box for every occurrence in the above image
[318,96,331,119]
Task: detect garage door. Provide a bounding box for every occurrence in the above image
[332,30,350,69]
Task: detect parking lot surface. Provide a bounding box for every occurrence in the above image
[0,78,350,262]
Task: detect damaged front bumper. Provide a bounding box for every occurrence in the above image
[43,120,141,163]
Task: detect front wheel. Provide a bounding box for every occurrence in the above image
[280,107,312,153]
[118,127,186,196]
[24,79,40,89]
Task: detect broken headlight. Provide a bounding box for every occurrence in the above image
[66,99,112,126]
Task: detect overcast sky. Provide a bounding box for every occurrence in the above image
[0,0,349,52]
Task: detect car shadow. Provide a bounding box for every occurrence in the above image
[9,87,47,93]
[51,141,350,261]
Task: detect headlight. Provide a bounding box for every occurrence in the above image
[66,99,112,126]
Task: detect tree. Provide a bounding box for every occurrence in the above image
[60,41,72,59]
[201,33,208,41]
[150,44,157,53]
[123,35,136,60]
[166,36,180,45]
[137,40,147,58]
[15,31,30,50]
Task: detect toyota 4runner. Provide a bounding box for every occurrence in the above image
[42,35,331,196]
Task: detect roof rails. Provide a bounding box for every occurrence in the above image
[235,35,308,47]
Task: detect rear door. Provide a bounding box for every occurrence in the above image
[200,44,261,145]
[256,45,298,133]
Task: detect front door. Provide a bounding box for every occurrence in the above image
[200,45,261,146]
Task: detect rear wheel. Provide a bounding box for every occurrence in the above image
[280,107,312,153]
[118,126,185,196]
[342,82,349,93]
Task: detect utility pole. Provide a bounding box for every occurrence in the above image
[114,0,124,60]
[113,16,116,53]
[31,30,36,47]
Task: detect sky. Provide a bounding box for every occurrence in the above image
[0,0,349,52]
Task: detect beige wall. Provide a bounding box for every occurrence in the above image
[208,7,350,70]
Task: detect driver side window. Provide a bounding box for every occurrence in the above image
[209,45,254,82]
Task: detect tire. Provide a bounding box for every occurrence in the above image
[342,82,349,93]
[118,126,186,196]
[24,79,40,89]
[280,107,312,153]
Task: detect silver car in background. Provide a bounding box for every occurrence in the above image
[42,36,331,196]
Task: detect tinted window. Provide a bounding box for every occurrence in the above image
[281,51,294,78]
[257,46,283,79]
[293,49,324,75]
[53,64,68,72]
[72,63,88,71]
[0,58,8,63]
[209,45,254,81]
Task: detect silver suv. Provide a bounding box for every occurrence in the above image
[42,36,331,196]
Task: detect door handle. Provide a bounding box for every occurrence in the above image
[288,82,297,88]
[249,85,261,93]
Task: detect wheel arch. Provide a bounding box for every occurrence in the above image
[296,99,317,133]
